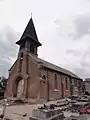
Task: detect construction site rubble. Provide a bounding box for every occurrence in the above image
[30,104,64,120]
[64,114,90,120]
[0,95,90,120]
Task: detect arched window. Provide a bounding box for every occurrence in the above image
[70,78,72,84]
[19,53,23,72]
[42,75,46,83]
[54,74,57,89]
[20,53,23,60]
[42,75,46,80]
[74,79,77,86]
[65,77,68,90]
[20,44,25,50]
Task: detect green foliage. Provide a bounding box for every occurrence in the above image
[0,76,7,96]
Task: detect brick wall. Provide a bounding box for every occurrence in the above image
[5,50,83,100]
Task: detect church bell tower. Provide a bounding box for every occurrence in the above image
[16,17,42,56]
[6,16,42,99]
[15,16,42,76]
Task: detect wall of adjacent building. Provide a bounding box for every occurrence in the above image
[84,79,90,93]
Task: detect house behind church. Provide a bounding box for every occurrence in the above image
[5,17,84,101]
[84,78,90,94]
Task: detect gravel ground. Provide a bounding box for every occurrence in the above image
[0,98,87,120]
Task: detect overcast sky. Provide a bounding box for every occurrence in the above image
[0,0,90,79]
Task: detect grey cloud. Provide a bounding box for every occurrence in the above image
[66,46,90,58]
[66,50,82,56]
[65,46,90,79]
[0,25,20,77]
[80,62,90,68]
[54,13,90,39]
[54,15,90,78]
[73,67,89,79]
[74,13,90,38]
[54,19,61,25]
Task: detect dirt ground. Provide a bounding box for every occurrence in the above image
[0,100,60,120]
[0,104,39,120]
[0,99,79,120]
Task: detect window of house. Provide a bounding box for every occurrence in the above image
[30,44,34,53]
[66,77,68,90]
[54,74,57,89]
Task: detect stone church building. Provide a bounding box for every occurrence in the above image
[5,17,84,101]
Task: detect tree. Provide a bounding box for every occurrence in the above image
[0,76,7,97]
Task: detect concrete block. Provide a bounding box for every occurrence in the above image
[31,108,64,120]
[30,113,64,120]
[32,108,62,119]
[32,109,52,119]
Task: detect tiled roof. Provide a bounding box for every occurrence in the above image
[29,54,82,80]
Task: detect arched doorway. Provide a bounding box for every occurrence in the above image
[17,79,24,98]
[14,77,24,99]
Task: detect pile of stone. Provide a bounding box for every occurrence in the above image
[63,95,90,113]
[56,99,71,111]
[64,114,90,120]
[69,96,89,113]
[2,98,27,106]
[30,104,64,120]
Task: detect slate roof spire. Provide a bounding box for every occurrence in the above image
[16,16,42,46]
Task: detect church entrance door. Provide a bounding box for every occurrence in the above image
[14,77,24,99]
[17,79,24,98]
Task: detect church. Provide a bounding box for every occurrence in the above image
[5,17,84,101]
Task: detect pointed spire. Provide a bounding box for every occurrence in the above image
[16,16,41,46]
[20,17,38,40]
